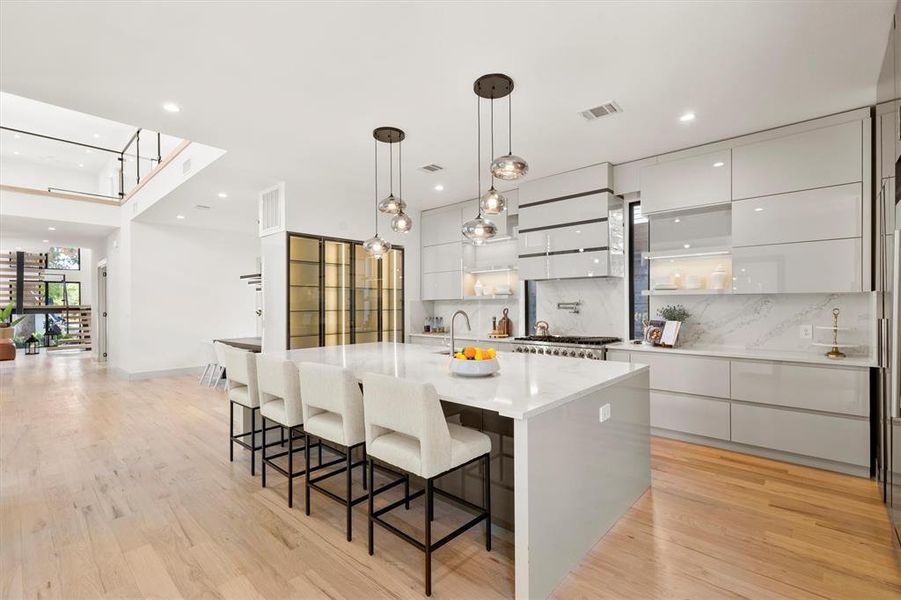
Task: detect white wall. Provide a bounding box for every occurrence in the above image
[116,222,259,375]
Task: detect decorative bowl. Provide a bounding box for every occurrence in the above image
[449,357,499,377]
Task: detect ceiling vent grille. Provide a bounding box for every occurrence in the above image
[258,182,286,237]
[580,101,622,121]
[418,163,444,173]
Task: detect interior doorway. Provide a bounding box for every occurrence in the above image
[96,262,108,362]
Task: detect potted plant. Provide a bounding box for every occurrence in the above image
[0,303,26,361]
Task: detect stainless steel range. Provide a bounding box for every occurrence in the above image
[512,335,622,360]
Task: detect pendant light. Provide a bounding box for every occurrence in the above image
[365,128,397,258]
[485,74,528,180]
[377,129,407,216]
[462,87,498,245]
[479,94,507,215]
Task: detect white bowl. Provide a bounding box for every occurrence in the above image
[449,357,499,377]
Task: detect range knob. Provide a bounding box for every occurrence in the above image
[578,351,586,358]
[514,346,523,353]
[552,349,560,356]
[567,350,576,357]
[529,347,537,354]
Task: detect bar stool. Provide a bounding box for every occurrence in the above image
[223,345,282,476]
[210,341,228,388]
[199,342,218,385]
[362,372,492,597]
[298,362,371,541]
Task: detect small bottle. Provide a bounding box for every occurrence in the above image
[424,317,431,333]
[492,316,498,334]
[436,316,444,332]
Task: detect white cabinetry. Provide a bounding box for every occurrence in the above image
[421,205,465,300]
[606,348,870,474]
[421,205,463,246]
[732,120,862,200]
[639,149,731,214]
[732,183,862,247]
[732,238,862,294]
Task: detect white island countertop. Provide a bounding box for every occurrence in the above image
[267,342,648,420]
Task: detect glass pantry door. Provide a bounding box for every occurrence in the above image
[381,248,404,342]
[288,235,321,349]
[324,240,351,346]
[354,244,380,343]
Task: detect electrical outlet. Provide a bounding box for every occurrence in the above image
[799,324,813,340]
[599,403,612,423]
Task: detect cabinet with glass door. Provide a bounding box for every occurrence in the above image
[287,232,404,349]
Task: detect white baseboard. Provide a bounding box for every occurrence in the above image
[111,365,205,381]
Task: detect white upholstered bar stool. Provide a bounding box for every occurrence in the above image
[199,342,218,385]
[362,372,492,597]
[298,362,370,541]
[223,345,282,476]
[257,354,315,507]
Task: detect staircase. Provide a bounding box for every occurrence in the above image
[48,306,92,352]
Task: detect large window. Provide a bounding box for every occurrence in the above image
[47,247,80,270]
[629,202,649,340]
[46,281,81,306]
[287,233,404,349]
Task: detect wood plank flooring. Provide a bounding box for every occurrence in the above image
[1,352,899,599]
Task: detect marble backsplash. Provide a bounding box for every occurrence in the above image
[430,298,518,338]
[534,277,626,337]
[648,292,876,358]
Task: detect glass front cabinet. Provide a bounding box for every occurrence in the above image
[288,233,404,349]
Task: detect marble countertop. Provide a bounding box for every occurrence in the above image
[267,342,648,420]
[605,341,876,368]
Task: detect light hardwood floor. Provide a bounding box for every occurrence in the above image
[1,353,899,599]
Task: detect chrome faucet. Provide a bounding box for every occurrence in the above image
[450,310,471,355]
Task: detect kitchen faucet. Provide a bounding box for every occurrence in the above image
[450,310,471,355]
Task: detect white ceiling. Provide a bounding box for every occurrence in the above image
[0,214,115,249]
[0,1,894,233]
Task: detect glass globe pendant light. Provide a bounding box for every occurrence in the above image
[391,211,413,233]
[462,88,498,244]
[479,96,507,215]
[488,75,528,180]
[366,128,400,258]
[377,134,407,216]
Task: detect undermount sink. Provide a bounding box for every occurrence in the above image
[433,350,453,355]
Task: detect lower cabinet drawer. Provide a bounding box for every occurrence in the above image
[650,390,731,440]
[731,403,869,466]
[640,352,731,398]
[731,360,868,417]
[605,350,631,362]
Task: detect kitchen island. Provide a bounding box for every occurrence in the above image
[267,342,650,599]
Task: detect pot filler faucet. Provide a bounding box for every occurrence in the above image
[450,310,471,354]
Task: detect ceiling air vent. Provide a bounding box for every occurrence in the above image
[418,163,444,173]
[259,182,286,237]
[580,101,622,121]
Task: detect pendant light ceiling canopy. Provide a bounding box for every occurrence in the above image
[366,126,412,257]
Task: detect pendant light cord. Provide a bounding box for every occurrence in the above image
[508,94,512,155]
[398,137,402,203]
[389,136,393,196]
[374,138,378,235]
[477,95,482,218]
[490,96,495,189]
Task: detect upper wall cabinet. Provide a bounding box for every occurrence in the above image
[732,121,862,200]
[421,205,463,247]
[639,149,731,215]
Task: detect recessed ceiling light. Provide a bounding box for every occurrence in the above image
[12,151,19,155]
[674,218,681,223]
[13,134,20,139]
[434,184,444,191]
[14,246,22,251]
[683,243,691,249]
[593,258,600,264]
[575,230,581,234]
[176,215,185,220]
[86,149,92,154]
[713,161,724,167]
[42,239,49,243]
[217,192,228,198]
[93,133,100,139]
[754,207,764,212]
[679,112,696,123]
[78,163,84,168]
[163,102,180,113]
[47,226,56,231]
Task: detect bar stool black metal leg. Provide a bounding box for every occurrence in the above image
[229,401,234,462]
[345,445,353,542]
[318,442,322,466]
[425,478,433,597]
[250,407,257,476]
[361,446,367,491]
[404,474,410,510]
[261,416,267,488]
[281,426,285,445]
[484,453,491,551]
[288,427,294,508]
[367,459,375,556]
[304,433,311,515]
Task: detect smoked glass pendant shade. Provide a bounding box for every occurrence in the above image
[391,211,413,233]
[363,234,391,258]
[461,216,497,244]
[479,186,507,215]
[377,193,406,215]
[490,153,529,180]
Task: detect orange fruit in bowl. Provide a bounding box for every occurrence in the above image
[463,347,477,359]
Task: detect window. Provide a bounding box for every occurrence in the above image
[46,282,81,306]
[47,247,80,270]
[629,202,649,340]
